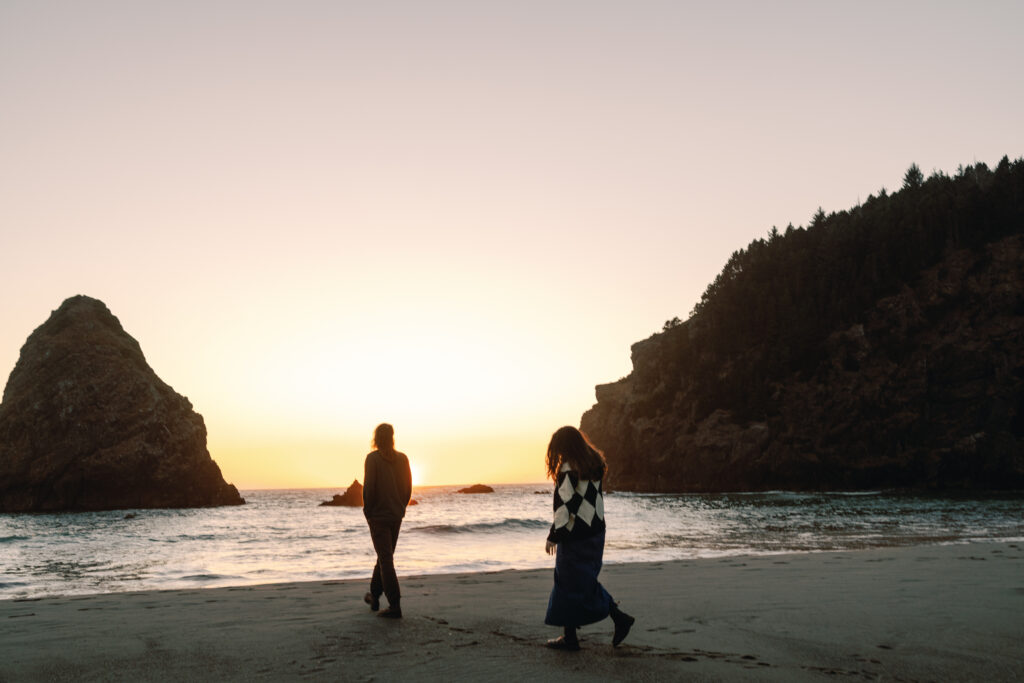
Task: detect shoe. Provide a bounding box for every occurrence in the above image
[545,635,580,651]
[364,592,380,611]
[378,606,403,619]
[611,607,635,647]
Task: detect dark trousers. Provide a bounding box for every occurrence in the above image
[367,517,403,605]
[545,529,612,627]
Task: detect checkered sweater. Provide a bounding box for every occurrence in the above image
[546,465,606,543]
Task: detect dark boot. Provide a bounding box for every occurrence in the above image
[610,603,635,647]
[546,626,580,651]
[378,598,402,618]
[364,592,380,611]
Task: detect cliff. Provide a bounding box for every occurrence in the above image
[582,162,1024,492]
[0,296,245,511]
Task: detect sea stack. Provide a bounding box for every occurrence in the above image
[0,295,245,512]
[320,479,363,506]
[457,484,494,494]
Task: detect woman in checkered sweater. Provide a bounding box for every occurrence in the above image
[543,426,635,650]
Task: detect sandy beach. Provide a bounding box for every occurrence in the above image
[2,541,1022,682]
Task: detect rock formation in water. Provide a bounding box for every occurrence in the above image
[582,162,1024,492]
[0,296,245,512]
[320,479,364,506]
[457,484,494,494]
[321,480,418,506]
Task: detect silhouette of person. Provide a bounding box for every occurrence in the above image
[543,426,634,650]
[362,423,412,618]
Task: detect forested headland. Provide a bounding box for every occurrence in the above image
[583,158,1024,491]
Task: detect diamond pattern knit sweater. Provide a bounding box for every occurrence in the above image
[546,465,606,543]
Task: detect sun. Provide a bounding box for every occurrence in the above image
[409,463,424,488]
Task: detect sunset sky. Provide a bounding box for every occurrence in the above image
[2,1,1022,488]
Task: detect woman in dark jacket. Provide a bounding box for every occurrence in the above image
[543,426,634,650]
[363,423,412,618]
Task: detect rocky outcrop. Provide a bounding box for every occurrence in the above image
[582,236,1024,491]
[321,480,420,506]
[321,480,363,506]
[0,296,245,511]
[457,484,494,494]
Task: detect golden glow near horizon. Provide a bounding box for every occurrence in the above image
[409,463,423,489]
[2,2,1023,488]
[208,429,549,490]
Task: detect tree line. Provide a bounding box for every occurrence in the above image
[660,156,1024,423]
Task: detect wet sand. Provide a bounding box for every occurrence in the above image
[2,541,1022,681]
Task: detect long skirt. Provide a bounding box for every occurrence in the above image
[544,529,613,627]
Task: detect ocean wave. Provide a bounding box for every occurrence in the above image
[0,535,30,543]
[411,518,549,534]
[5,488,1021,601]
[174,534,219,542]
[179,573,234,582]
[825,491,883,496]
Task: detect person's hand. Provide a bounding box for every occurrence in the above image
[545,540,557,555]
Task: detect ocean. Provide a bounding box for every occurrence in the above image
[2,485,1022,600]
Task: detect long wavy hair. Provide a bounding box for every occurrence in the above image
[373,423,395,453]
[545,426,606,481]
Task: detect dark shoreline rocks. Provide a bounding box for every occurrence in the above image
[0,296,245,512]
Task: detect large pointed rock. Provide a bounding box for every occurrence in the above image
[0,296,244,511]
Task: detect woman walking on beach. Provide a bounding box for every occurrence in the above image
[543,426,634,650]
[363,423,413,618]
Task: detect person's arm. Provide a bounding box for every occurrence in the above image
[546,476,559,553]
[363,454,376,511]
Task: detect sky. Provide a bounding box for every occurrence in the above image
[2,1,1022,489]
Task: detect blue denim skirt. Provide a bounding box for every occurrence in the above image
[544,529,612,627]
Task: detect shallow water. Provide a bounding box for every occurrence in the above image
[2,486,1022,600]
